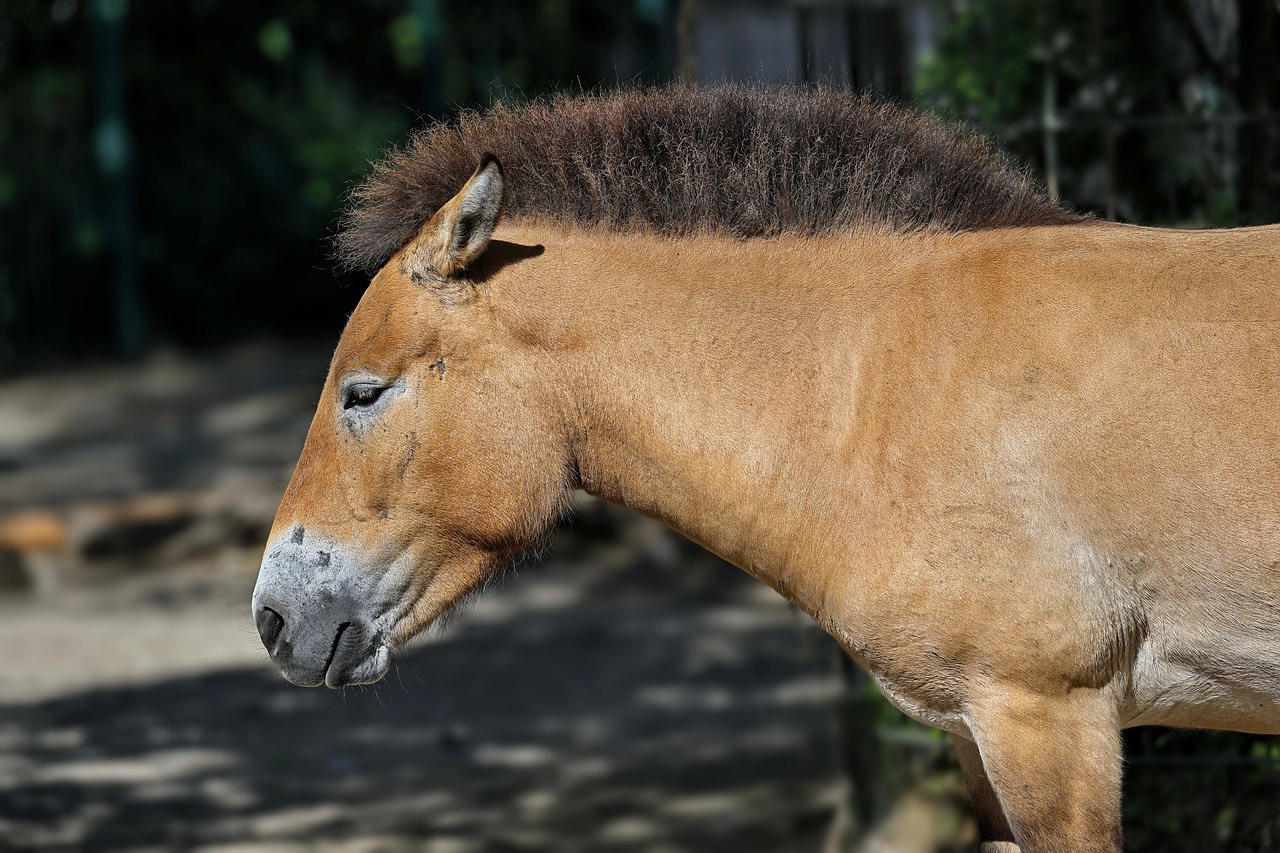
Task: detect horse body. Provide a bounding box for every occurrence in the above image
[252,89,1280,851]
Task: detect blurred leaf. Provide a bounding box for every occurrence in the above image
[258,18,292,62]
[1,0,667,366]
[71,221,102,255]
[388,14,424,69]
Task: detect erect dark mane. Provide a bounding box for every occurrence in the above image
[336,86,1083,273]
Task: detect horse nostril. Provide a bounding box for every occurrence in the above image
[256,607,285,651]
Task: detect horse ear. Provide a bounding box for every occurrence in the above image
[417,153,505,277]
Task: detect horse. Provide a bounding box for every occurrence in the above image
[251,87,1280,852]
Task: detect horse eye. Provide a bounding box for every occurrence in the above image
[343,384,387,411]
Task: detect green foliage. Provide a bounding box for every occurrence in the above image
[917,0,1049,126]
[916,0,1280,228]
[1123,728,1280,851]
[258,19,293,63]
[0,0,667,368]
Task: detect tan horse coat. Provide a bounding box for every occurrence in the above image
[255,154,1280,851]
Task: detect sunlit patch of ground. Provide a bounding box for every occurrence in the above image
[0,536,851,851]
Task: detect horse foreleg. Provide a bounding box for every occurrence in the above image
[952,732,1019,852]
[964,686,1123,853]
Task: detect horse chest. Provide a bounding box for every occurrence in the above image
[869,670,974,738]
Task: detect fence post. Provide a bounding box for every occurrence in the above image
[88,0,146,360]
[1042,61,1060,202]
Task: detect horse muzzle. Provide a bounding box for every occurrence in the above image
[252,526,395,688]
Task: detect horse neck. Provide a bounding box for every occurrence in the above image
[493,224,902,616]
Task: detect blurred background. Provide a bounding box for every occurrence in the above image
[1,1,1279,850]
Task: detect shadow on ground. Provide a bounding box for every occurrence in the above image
[0,531,846,853]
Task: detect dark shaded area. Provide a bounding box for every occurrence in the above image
[1123,728,1280,853]
[6,2,1280,369]
[920,0,1280,226]
[0,1,670,369]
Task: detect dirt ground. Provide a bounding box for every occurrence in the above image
[0,343,864,852]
